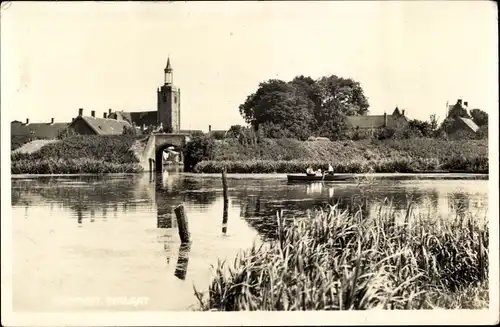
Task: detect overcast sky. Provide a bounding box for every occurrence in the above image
[1,1,497,131]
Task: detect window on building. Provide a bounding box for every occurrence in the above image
[174,95,177,104]
[162,94,167,103]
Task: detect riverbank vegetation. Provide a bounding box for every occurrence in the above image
[11,135,144,174]
[184,72,488,173]
[186,136,488,173]
[194,204,489,310]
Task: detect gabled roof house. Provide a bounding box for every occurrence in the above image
[67,108,132,135]
[345,107,408,130]
[11,118,70,139]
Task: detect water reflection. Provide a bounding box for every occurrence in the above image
[10,173,488,311]
[174,243,191,280]
[222,199,229,235]
[11,175,489,240]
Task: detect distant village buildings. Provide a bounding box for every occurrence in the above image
[345,107,408,133]
[445,99,480,137]
[11,118,69,139]
[11,58,202,141]
[9,59,481,143]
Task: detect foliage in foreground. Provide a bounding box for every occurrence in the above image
[194,204,489,310]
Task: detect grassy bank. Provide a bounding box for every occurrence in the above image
[11,135,144,174]
[194,204,489,310]
[195,157,488,174]
[194,138,488,173]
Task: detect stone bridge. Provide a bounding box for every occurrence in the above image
[138,133,191,172]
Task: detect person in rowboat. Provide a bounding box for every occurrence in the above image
[306,166,315,176]
[326,163,335,176]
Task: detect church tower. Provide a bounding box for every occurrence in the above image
[157,57,180,133]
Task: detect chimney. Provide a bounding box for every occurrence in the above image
[108,108,112,115]
[103,112,107,119]
[464,101,468,108]
[79,108,83,117]
[91,110,95,118]
[209,125,212,132]
[457,99,462,106]
[402,109,405,116]
[383,112,387,127]
[50,118,54,124]
[25,118,29,125]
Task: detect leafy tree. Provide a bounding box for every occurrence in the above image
[408,119,432,137]
[238,74,370,140]
[289,75,323,120]
[227,125,243,138]
[429,114,439,135]
[239,79,314,140]
[316,75,370,116]
[312,75,369,139]
[470,109,488,127]
[211,131,226,140]
[438,117,456,136]
[183,135,215,171]
[476,124,488,139]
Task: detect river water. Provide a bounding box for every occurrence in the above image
[10,170,488,312]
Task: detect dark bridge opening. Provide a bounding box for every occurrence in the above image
[155,144,184,172]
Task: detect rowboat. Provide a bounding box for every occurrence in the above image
[287,174,352,182]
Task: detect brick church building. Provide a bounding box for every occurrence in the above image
[65,58,189,135]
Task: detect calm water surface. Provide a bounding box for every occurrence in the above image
[11,171,488,311]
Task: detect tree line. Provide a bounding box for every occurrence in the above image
[234,74,488,141]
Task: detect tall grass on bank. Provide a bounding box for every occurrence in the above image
[194,156,488,174]
[194,204,489,310]
[212,138,489,163]
[11,158,143,174]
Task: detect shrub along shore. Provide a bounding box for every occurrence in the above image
[194,204,489,310]
[10,135,488,175]
[11,135,144,174]
[191,138,489,174]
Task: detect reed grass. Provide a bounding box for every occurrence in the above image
[194,203,489,310]
[194,156,487,174]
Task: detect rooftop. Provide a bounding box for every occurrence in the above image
[73,116,132,135]
[11,121,70,138]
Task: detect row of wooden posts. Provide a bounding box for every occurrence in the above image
[173,168,229,244]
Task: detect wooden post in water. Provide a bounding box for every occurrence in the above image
[174,204,190,243]
[222,168,229,234]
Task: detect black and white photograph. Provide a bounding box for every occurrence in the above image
[1,1,498,326]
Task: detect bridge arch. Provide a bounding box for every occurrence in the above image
[155,143,184,171]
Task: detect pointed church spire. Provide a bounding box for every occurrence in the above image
[164,57,172,73]
[164,57,173,85]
